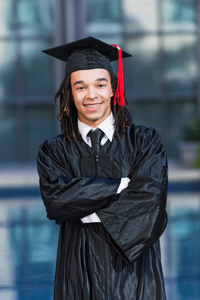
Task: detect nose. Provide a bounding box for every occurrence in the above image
[86,86,97,100]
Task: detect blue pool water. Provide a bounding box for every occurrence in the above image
[0,185,199,300]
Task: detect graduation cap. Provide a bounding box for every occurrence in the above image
[42,36,132,107]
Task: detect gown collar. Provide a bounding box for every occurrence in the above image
[78,113,115,146]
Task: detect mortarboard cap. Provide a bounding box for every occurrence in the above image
[42,36,132,106]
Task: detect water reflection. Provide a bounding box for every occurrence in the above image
[0,193,199,300]
[0,200,59,300]
[162,193,200,300]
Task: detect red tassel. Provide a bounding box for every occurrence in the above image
[111,44,125,107]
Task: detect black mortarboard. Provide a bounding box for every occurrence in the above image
[42,36,132,106]
[42,36,131,75]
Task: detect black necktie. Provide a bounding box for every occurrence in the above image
[88,129,104,154]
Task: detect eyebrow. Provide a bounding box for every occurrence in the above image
[96,78,108,83]
[73,77,108,87]
[73,80,84,87]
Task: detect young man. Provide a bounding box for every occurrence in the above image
[37,37,168,300]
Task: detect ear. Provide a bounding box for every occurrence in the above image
[111,88,114,98]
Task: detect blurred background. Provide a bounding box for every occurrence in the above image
[0,0,200,299]
[0,0,200,161]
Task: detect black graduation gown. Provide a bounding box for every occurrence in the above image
[37,124,168,300]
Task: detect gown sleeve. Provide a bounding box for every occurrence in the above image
[97,126,168,263]
[37,139,120,223]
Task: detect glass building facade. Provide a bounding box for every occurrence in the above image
[0,0,200,163]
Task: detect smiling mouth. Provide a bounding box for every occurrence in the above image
[84,103,101,108]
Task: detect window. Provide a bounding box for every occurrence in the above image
[0,0,55,163]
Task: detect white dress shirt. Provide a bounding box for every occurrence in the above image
[78,113,130,223]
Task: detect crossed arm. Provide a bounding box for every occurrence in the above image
[37,141,121,223]
[37,127,168,262]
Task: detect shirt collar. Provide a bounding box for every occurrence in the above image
[78,113,115,144]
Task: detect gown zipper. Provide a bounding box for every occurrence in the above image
[95,154,99,175]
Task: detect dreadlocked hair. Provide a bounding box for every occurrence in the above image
[54,72,133,141]
[110,73,133,136]
[54,75,79,141]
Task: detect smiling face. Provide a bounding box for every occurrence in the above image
[70,68,114,127]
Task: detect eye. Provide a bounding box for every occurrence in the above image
[76,86,85,90]
[98,84,105,88]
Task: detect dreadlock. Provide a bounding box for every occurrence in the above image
[54,72,133,141]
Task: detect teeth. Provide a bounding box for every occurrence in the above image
[85,104,100,107]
